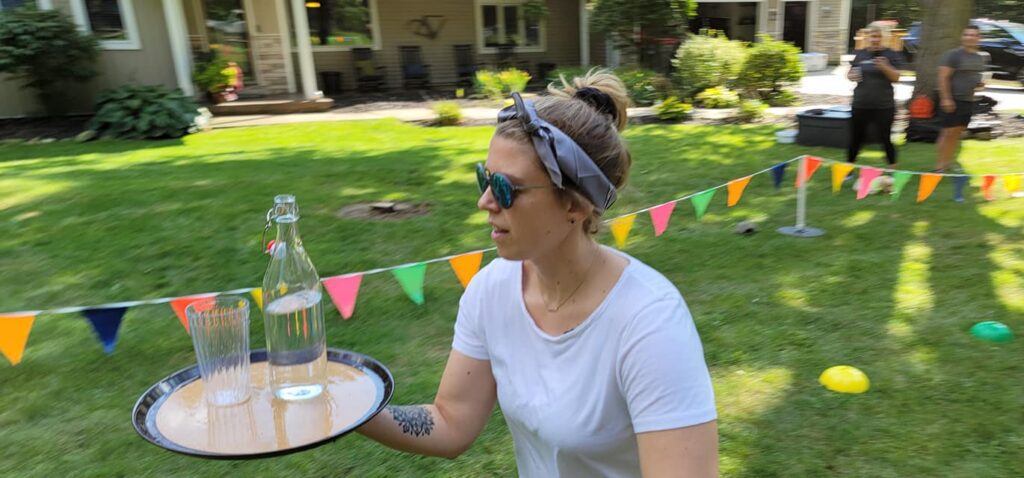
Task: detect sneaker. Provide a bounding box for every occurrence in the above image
[954,196,966,203]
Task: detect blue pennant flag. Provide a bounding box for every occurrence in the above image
[83,307,128,354]
[771,162,788,190]
[953,176,969,202]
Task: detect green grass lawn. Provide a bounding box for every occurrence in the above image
[1,121,1022,477]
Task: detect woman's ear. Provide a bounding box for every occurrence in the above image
[565,190,595,223]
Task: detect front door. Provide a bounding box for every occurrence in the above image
[204,0,256,83]
[783,1,808,52]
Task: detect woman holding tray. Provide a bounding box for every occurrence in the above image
[358,70,718,477]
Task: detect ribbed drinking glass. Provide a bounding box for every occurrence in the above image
[186,296,251,406]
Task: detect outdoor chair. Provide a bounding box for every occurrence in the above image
[495,44,529,72]
[352,48,387,91]
[454,44,484,88]
[399,46,431,89]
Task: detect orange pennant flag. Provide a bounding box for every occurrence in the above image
[0,313,36,366]
[795,156,823,188]
[727,176,752,207]
[981,175,997,201]
[917,174,943,203]
[449,251,484,289]
[170,294,216,334]
[1004,175,1021,194]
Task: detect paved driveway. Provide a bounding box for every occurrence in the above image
[800,68,1024,111]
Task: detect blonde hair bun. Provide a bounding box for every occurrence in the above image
[548,68,630,131]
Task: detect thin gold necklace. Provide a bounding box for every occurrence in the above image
[543,252,601,312]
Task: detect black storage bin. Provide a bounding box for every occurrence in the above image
[797,106,882,148]
[320,71,343,95]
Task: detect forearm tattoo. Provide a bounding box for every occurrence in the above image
[388,405,435,437]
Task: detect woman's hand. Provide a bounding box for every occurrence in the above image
[941,98,956,114]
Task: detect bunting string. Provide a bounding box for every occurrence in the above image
[5,153,1024,363]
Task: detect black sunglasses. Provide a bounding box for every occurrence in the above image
[476,163,553,209]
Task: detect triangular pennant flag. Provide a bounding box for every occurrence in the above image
[831,163,856,193]
[727,177,752,207]
[391,263,427,305]
[691,189,716,220]
[917,174,943,203]
[856,167,883,200]
[83,307,128,354]
[1005,175,1021,194]
[794,156,823,188]
[981,175,997,201]
[953,176,969,202]
[324,274,363,319]
[169,294,216,334]
[610,214,636,248]
[891,171,913,201]
[449,251,483,289]
[250,288,264,311]
[648,202,677,236]
[0,313,36,366]
[771,162,788,190]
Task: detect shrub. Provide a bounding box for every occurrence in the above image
[737,34,804,100]
[474,68,531,100]
[432,102,463,126]
[88,84,201,139]
[695,86,740,108]
[736,99,767,122]
[672,32,748,99]
[614,67,673,106]
[653,96,693,121]
[193,58,233,94]
[764,89,800,107]
[0,6,98,115]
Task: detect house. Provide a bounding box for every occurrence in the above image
[687,0,851,62]
[0,0,597,118]
[0,0,851,119]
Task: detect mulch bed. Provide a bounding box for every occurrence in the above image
[0,116,91,141]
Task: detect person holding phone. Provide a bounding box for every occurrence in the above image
[847,26,905,169]
[935,24,989,173]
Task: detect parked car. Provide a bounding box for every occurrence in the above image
[903,19,1024,85]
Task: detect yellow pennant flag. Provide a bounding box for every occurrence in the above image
[449,251,484,289]
[917,174,943,203]
[250,288,264,310]
[727,176,752,207]
[831,163,855,193]
[610,214,637,249]
[0,313,37,366]
[1004,175,1021,194]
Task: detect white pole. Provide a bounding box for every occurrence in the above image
[162,0,195,97]
[796,155,807,230]
[290,0,318,99]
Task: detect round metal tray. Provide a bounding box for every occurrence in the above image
[132,348,393,459]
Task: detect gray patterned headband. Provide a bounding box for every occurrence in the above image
[497,92,618,214]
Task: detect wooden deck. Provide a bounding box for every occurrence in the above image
[209,95,335,116]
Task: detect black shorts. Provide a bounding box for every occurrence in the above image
[940,100,973,128]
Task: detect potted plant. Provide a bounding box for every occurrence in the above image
[193,58,235,103]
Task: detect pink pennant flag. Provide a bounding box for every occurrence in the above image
[856,168,883,200]
[324,274,363,320]
[648,202,677,237]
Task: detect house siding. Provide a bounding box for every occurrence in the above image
[0,0,178,118]
[302,0,582,91]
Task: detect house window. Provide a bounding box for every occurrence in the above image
[70,0,140,49]
[477,0,545,52]
[0,0,30,9]
[304,0,378,48]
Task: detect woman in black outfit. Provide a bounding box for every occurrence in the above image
[847,26,905,167]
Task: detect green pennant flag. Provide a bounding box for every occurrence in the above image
[392,262,428,305]
[891,171,913,201]
[690,189,716,220]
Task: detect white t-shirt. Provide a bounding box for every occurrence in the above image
[452,249,717,478]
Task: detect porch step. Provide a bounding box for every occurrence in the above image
[209,96,335,116]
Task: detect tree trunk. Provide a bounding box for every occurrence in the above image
[912,0,972,98]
